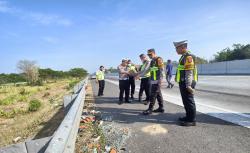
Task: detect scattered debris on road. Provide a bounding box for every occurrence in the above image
[75,84,130,153]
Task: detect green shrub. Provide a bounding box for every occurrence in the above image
[19,88,27,95]
[0,95,16,105]
[28,99,42,112]
[67,80,79,90]
[45,86,50,90]
[34,79,44,86]
[49,98,55,104]
[18,95,28,102]
[0,108,27,118]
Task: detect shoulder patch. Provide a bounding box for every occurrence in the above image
[184,56,194,70]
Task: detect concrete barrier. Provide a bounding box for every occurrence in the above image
[197,59,250,75]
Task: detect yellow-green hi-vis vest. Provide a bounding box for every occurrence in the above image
[96,71,105,80]
[176,51,198,83]
[128,65,137,73]
[140,62,151,78]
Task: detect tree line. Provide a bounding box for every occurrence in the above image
[105,43,250,72]
[0,60,88,85]
[211,44,250,62]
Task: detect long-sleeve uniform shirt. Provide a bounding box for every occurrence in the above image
[117,64,130,80]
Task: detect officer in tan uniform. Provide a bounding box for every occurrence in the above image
[174,40,198,126]
[137,49,165,115]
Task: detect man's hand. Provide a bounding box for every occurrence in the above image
[187,86,195,94]
[95,80,98,84]
[135,75,140,80]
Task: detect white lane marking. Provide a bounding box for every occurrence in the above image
[106,79,250,128]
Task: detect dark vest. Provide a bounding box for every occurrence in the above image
[150,57,162,81]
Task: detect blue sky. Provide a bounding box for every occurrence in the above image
[1,0,250,73]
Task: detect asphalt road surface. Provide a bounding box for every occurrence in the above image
[106,75,250,128]
[91,79,250,153]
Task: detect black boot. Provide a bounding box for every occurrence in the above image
[143,109,152,115]
[153,108,165,113]
[180,121,196,126]
[178,117,187,122]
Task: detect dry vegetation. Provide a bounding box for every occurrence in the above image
[0,78,79,147]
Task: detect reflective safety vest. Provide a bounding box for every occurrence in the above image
[96,70,105,80]
[176,51,198,83]
[150,57,163,81]
[128,64,137,73]
[140,62,151,78]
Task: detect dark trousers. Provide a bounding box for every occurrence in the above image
[148,84,164,110]
[139,77,150,101]
[179,83,196,122]
[166,74,173,87]
[129,76,135,98]
[98,80,105,96]
[119,80,129,101]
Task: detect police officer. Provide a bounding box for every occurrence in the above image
[117,59,131,104]
[127,60,137,100]
[137,49,165,115]
[138,54,151,105]
[96,66,105,96]
[174,40,198,126]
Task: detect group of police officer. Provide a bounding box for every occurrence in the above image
[96,40,198,126]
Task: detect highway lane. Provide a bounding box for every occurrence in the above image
[105,77,250,128]
[91,80,250,153]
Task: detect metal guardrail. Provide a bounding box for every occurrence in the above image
[45,77,88,153]
[0,77,89,153]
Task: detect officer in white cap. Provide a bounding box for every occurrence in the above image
[174,40,198,126]
[117,58,131,104]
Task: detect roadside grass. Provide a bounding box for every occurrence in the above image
[0,78,78,147]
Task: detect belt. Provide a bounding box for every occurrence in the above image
[119,78,129,80]
[151,80,159,84]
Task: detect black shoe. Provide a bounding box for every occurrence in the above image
[167,85,170,88]
[178,117,187,122]
[143,109,152,115]
[125,100,132,103]
[143,101,149,105]
[180,121,196,126]
[118,100,123,105]
[170,84,174,88]
[153,108,165,113]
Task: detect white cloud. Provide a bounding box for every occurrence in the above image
[0,0,73,26]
